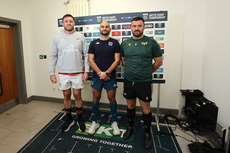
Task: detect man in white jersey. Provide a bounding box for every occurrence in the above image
[49,14,89,132]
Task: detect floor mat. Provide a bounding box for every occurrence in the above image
[18,109,182,153]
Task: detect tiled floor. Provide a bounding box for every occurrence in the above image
[0,100,201,153]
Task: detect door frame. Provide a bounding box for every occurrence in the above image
[0,16,27,104]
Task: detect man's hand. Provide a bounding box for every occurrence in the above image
[83,72,89,81]
[103,76,111,81]
[97,71,107,80]
[50,75,57,83]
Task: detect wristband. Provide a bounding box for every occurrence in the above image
[105,71,109,76]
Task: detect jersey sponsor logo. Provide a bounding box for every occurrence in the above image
[96,42,100,45]
[128,42,148,47]
[108,42,113,46]
[141,42,148,45]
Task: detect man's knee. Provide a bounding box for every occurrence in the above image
[141,105,151,114]
[142,109,151,114]
[107,96,115,103]
[73,91,81,100]
[74,94,82,101]
[63,92,71,99]
[93,95,101,103]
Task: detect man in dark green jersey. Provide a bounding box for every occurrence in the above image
[121,17,163,150]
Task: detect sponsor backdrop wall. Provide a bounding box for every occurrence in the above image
[58,11,167,83]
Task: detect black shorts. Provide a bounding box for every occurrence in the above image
[123,79,152,102]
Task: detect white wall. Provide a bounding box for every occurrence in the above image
[24,0,66,99]
[181,0,207,89]
[201,0,230,129]
[182,0,230,130]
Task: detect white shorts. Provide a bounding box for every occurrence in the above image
[58,74,84,90]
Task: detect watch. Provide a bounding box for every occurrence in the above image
[105,71,109,76]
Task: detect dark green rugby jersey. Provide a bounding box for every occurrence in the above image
[121,36,162,82]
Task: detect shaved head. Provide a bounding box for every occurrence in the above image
[100,21,110,27]
[99,21,111,36]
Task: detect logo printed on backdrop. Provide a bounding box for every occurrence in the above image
[145,23,154,28]
[122,24,131,29]
[143,13,148,20]
[97,16,102,23]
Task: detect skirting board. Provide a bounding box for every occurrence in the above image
[0,99,18,114]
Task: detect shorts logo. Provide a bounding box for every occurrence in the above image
[113,83,117,88]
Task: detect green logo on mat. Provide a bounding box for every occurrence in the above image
[75,122,135,142]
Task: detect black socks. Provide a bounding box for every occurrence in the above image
[127,108,136,127]
[142,112,152,134]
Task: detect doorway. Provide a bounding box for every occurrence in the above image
[0,17,27,105]
[0,25,18,104]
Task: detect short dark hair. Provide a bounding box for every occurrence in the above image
[131,17,145,23]
[62,14,74,21]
